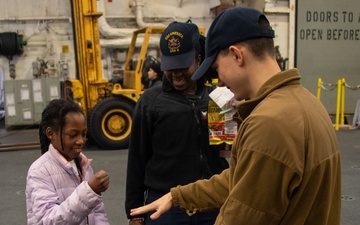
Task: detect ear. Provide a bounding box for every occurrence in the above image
[45,127,55,141]
[195,53,201,67]
[229,45,244,66]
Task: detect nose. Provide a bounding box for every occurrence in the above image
[76,136,86,145]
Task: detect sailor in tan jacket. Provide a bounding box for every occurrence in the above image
[130,6,341,225]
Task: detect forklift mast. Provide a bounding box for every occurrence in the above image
[70,0,108,112]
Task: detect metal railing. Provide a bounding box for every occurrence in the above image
[317,78,360,130]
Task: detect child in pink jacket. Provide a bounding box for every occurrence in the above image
[26,98,110,225]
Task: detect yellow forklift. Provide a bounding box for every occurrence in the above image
[68,0,166,149]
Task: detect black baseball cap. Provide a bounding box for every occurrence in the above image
[160,21,200,71]
[192,7,275,80]
[149,62,163,77]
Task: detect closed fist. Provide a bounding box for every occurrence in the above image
[88,170,110,195]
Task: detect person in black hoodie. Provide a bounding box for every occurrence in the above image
[147,62,163,88]
[125,21,229,225]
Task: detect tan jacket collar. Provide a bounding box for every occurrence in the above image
[237,68,301,120]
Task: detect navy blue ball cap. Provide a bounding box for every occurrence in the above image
[160,21,200,71]
[192,7,275,80]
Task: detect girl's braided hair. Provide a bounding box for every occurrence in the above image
[39,98,85,154]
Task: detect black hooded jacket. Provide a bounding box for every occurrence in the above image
[125,77,229,218]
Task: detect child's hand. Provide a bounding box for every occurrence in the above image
[88,170,110,195]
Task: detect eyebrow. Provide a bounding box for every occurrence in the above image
[64,127,87,133]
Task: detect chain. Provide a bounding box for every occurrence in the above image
[320,81,360,91]
[344,82,360,91]
[321,82,337,91]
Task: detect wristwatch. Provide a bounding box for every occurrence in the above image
[128,217,144,223]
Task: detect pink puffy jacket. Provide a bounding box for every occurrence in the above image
[26,144,110,225]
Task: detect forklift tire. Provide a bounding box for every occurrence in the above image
[88,97,135,150]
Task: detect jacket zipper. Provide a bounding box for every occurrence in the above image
[75,158,89,225]
[188,96,206,179]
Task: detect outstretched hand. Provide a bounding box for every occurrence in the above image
[130,192,173,220]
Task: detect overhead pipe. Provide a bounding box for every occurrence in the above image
[97,0,135,38]
[100,36,160,48]
[97,0,165,39]
[0,17,70,22]
[97,0,165,48]
[133,0,165,28]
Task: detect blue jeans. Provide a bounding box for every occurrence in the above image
[145,189,219,225]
